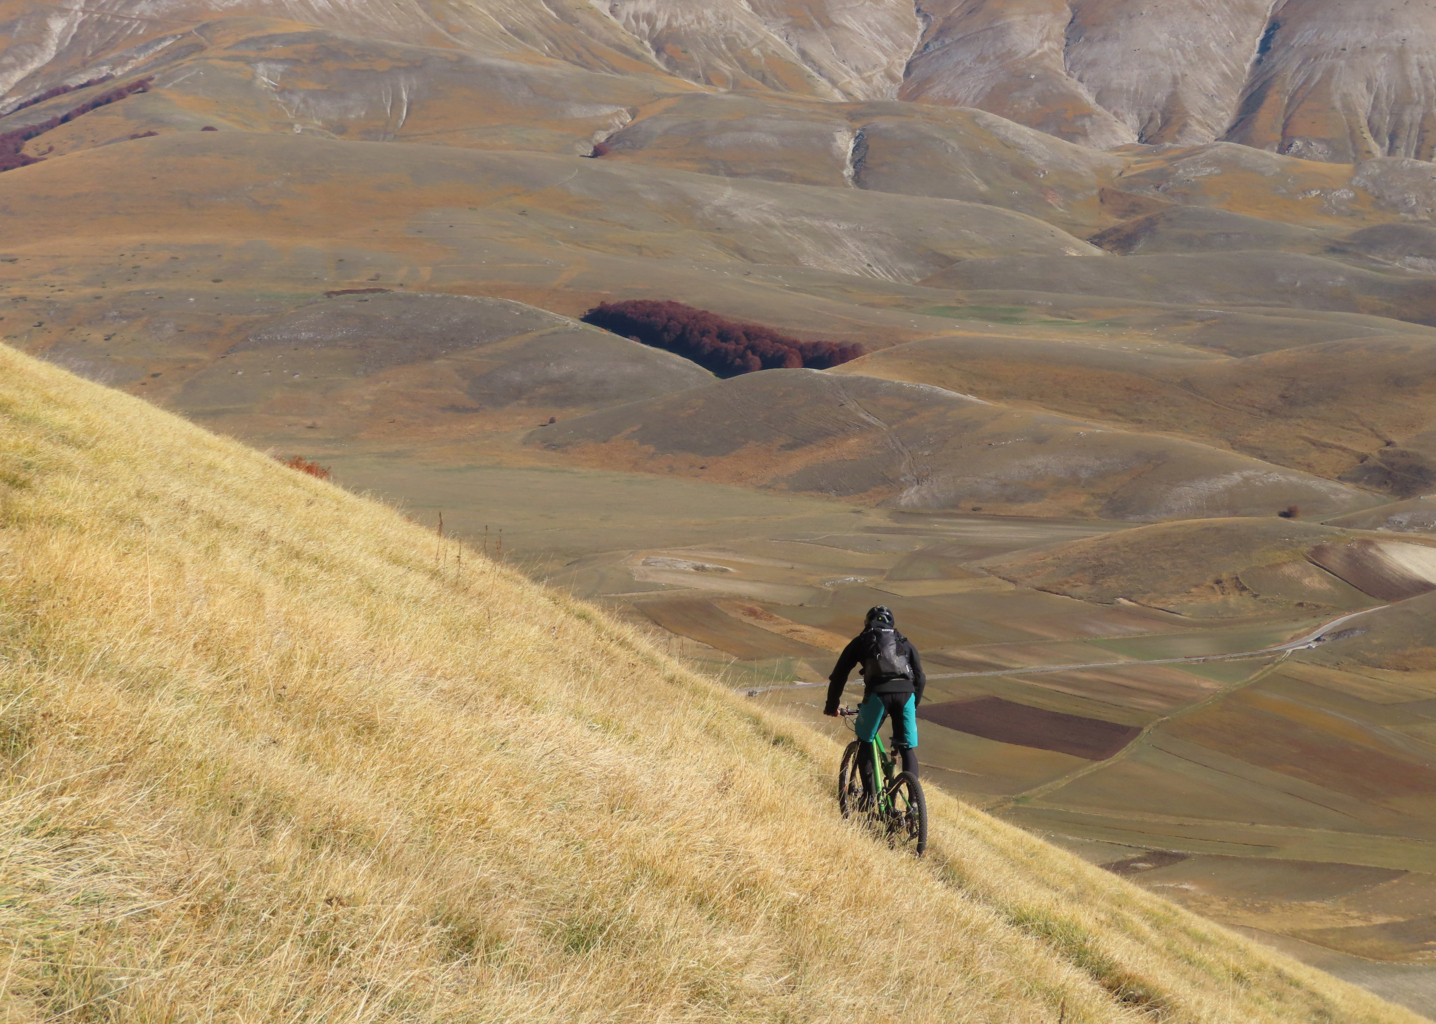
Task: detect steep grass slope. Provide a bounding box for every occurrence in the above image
[0,343,1424,1024]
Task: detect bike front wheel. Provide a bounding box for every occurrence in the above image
[883,771,927,856]
[837,741,864,818]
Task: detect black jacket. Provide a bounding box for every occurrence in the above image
[824,629,926,715]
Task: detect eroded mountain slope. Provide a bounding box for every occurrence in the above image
[6,0,1436,160]
[1227,0,1436,163]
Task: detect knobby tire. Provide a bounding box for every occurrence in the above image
[837,741,863,818]
[884,771,927,856]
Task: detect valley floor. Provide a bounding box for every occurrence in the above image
[317,451,1436,1018]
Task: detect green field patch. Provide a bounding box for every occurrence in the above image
[1293,915,1436,962]
[921,304,1035,324]
[1037,317,1135,331]
[1088,621,1316,661]
[1173,660,1270,684]
[709,656,819,690]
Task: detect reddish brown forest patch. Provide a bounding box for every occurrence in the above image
[0,76,153,172]
[581,299,862,377]
[0,74,113,117]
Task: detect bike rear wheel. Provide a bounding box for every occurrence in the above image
[883,772,927,856]
[837,741,864,818]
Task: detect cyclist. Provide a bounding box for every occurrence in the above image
[824,606,925,801]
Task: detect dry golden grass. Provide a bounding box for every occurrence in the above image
[0,342,1424,1024]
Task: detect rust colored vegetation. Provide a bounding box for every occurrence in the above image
[275,455,331,480]
[0,74,113,117]
[0,76,153,172]
[581,300,863,377]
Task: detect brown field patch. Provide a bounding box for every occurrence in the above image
[714,601,849,652]
[1279,662,1436,705]
[1005,664,1221,716]
[1238,559,1376,610]
[1308,541,1436,602]
[636,597,830,660]
[1165,688,1436,804]
[1293,916,1436,963]
[931,640,1127,672]
[1134,856,1407,903]
[918,696,1142,760]
[1100,850,1190,877]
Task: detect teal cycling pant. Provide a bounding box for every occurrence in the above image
[855,692,918,749]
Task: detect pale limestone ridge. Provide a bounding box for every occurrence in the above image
[7,0,1436,159]
[1227,0,1436,162]
[1062,0,1277,146]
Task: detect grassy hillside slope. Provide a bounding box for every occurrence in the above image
[0,343,1424,1023]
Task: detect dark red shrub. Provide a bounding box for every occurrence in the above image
[1278,505,1300,519]
[324,287,392,297]
[581,300,862,377]
[588,141,611,158]
[275,454,331,480]
[200,125,218,131]
[129,130,159,140]
[0,151,42,172]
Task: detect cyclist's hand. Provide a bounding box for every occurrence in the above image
[823,709,838,718]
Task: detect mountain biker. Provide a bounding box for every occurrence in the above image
[823,605,925,801]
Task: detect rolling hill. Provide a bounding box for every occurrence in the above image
[528,367,1373,519]
[841,330,1436,498]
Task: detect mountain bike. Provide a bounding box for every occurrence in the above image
[837,706,927,856]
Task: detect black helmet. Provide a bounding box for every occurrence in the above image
[865,605,895,629]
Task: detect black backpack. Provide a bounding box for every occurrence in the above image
[863,626,912,682]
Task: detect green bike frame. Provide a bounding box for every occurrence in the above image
[867,732,899,813]
[837,706,928,856]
